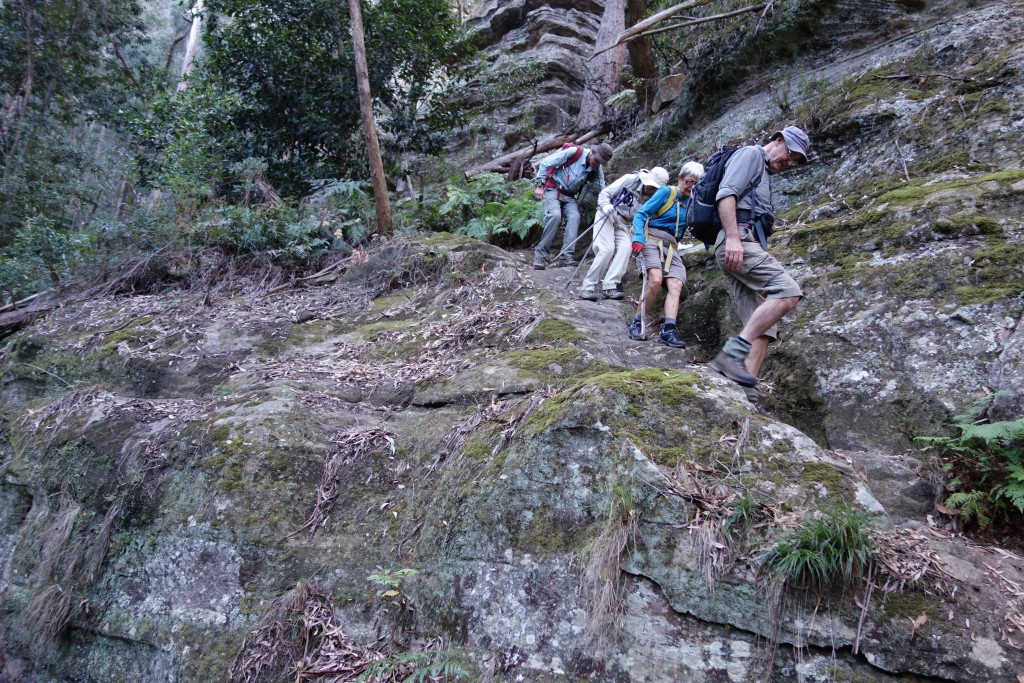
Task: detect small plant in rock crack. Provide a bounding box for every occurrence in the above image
[758,505,876,595]
[355,649,471,682]
[917,393,1024,534]
[723,492,767,542]
[368,567,419,613]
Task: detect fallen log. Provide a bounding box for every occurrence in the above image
[464,124,611,180]
[0,289,51,315]
[0,305,56,341]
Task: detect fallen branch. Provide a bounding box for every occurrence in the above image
[464,125,610,180]
[874,72,976,83]
[894,138,911,182]
[0,289,52,314]
[616,0,715,45]
[0,305,57,341]
[591,3,767,58]
[263,250,367,296]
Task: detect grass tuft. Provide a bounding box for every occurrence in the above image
[759,505,875,594]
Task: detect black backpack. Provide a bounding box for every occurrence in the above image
[686,146,763,245]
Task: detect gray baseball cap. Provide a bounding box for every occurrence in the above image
[771,126,810,164]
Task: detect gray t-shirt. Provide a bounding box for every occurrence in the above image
[715,146,773,218]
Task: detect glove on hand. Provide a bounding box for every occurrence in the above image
[631,241,644,254]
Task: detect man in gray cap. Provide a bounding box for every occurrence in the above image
[532,142,613,269]
[708,125,811,400]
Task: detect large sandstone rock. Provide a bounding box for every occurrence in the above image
[664,2,1024,453]
[4,1,1024,681]
[454,0,603,160]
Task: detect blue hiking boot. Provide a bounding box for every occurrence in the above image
[629,318,645,341]
[658,325,686,349]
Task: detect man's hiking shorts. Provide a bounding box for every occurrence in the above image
[714,224,802,341]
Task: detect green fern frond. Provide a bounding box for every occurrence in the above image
[945,491,991,528]
[959,419,1024,445]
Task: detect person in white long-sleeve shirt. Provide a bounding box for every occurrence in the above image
[578,167,669,300]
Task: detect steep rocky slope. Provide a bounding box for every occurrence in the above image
[1,235,1021,681]
[3,0,1024,681]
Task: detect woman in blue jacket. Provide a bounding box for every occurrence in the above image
[628,161,704,347]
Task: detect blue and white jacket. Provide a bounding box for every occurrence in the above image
[534,147,606,196]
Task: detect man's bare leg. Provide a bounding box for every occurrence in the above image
[745,336,770,377]
[738,296,799,343]
[712,296,800,387]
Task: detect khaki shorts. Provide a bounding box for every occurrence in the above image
[641,229,686,283]
[714,225,802,341]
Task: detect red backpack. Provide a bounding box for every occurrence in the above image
[544,144,591,190]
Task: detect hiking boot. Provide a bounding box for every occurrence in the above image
[658,326,686,349]
[602,287,624,300]
[743,385,761,403]
[554,258,578,268]
[628,319,645,341]
[578,288,599,301]
[533,260,546,270]
[709,350,758,387]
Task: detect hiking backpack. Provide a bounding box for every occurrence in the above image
[685,146,763,245]
[543,143,594,194]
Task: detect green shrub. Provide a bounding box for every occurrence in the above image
[918,394,1024,531]
[759,505,875,593]
[355,649,470,682]
[191,205,331,266]
[434,173,542,244]
[0,217,91,299]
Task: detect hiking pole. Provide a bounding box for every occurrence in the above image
[636,251,648,341]
[563,207,614,291]
[561,193,629,290]
[554,190,628,263]
[563,247,591,291]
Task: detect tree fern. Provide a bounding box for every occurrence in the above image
[945,491,991,528]
[438,176,540,244]
[918,393,1024,532]
[994,461,1024,515]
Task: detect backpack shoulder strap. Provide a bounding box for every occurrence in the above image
[566,145,585,166]
[654,186,678,218]
[644,186,678,239]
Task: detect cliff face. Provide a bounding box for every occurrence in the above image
[3,1,1024,682]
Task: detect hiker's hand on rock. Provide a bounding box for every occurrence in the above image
[724,236,744,271]
[533,186,544,201]
[632,241,644,254]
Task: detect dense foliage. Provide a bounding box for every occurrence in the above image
[0,0,479,299]
[0,0,161,297]
[194,0,473,196]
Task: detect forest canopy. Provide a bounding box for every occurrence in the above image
[0,0,473,300]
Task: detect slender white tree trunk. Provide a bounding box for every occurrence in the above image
[344,0,393,236]
[177,0,204,91]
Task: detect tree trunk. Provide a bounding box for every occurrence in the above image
[176,0,204,91]
[626,0,659,113]
[5,0,37,179]
[343,0,393,236]
[578,0,628,131]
